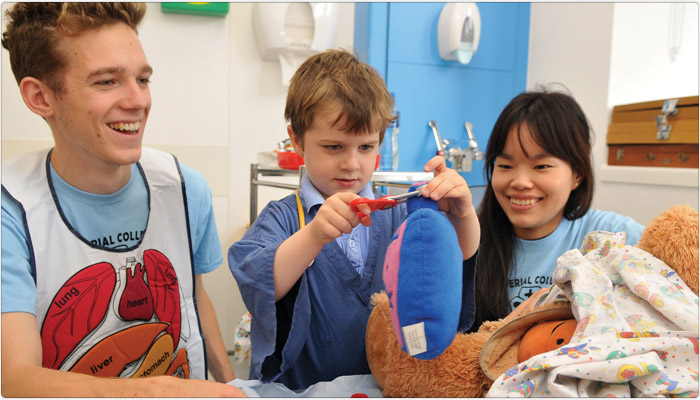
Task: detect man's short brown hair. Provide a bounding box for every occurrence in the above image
[284,49,395,146]
[2,2,146,94]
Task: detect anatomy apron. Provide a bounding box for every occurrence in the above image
[1,148,206,379]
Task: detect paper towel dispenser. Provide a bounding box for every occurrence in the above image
[252,3,339,61]
[437,3,481,65]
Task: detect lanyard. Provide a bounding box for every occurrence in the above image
[294,189,306,229]
[294,190,315,268]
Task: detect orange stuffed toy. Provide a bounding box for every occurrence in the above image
[517,319,576,363]
[365,204,699,397]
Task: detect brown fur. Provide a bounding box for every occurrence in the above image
[366,205,700,397]
[638,204,699,294]
[367,292,497,398]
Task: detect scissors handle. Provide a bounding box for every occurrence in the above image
[350,196,398,219]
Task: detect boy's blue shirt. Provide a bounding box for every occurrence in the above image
[299,174,374,276]
[229,175,477,390]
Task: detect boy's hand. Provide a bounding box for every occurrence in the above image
[421,156,480,260]
[307,193,372,245]
[421,155,475,218]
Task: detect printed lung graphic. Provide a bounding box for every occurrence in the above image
[40,250,189,378]
[142,249,181,347]
[41,262,116,370]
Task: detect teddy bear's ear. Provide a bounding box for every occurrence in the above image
[637,204,699,295]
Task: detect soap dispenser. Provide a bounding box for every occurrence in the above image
[437,3,481,65]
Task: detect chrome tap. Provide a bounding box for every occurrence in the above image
[426,120,483,172]
[428,120,445,155]
[464,122,484,161]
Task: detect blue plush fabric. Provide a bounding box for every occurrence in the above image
[386,183,463,360]
[406,183,437,214]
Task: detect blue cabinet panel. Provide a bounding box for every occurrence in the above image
[388,63,516,185]
[388,3,526,71]
[354,3,390,80]
[355,2,530,186]
[386,3,438,65]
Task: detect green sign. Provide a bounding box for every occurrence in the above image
[161,3,229,17]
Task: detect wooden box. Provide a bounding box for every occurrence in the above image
[607,96,698,168]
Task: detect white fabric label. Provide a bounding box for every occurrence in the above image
[402,322,427,356]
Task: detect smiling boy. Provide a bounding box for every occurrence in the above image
[1,3,243,397]
[229,49,480,390]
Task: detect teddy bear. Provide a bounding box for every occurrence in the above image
[365,204,699,397]
[637,204,699,294]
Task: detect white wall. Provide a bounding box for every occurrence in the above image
[608,3,698,105]
[599,3,699,224]
[527,3,698,226]
[1,2,355,380]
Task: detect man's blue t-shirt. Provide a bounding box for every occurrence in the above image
[2,159,222,314]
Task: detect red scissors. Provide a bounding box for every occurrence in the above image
[350,184,427,219]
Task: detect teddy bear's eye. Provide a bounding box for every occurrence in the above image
[556,338,564,345]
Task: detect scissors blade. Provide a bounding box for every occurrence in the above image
[388,184,427,202]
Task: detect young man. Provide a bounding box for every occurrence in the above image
[1,3,244,397]
[229,49,480,389]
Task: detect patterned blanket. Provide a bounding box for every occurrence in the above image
[488,231,699,397]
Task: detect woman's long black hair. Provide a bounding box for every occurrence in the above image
[472,89,595,328]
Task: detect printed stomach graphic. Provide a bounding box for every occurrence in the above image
[40,249,187,378]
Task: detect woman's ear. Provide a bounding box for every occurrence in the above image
[287,125,304,156]
[572,170,583,190]
[18,77,55,119]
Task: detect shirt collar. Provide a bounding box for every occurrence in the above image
[299,174,375,213]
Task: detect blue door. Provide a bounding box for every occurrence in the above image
[355,2,530,186]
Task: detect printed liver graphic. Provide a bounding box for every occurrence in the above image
[70,323,169,376]
[40,250,187,377]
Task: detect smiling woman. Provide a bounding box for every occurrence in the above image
[472,90,644,328]
[491,123,582,240]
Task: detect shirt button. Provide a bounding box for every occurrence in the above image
[349,240,355,247]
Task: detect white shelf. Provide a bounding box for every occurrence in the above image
[249,164,435,225]
[371,171,434,183]
[599,165,699,188]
